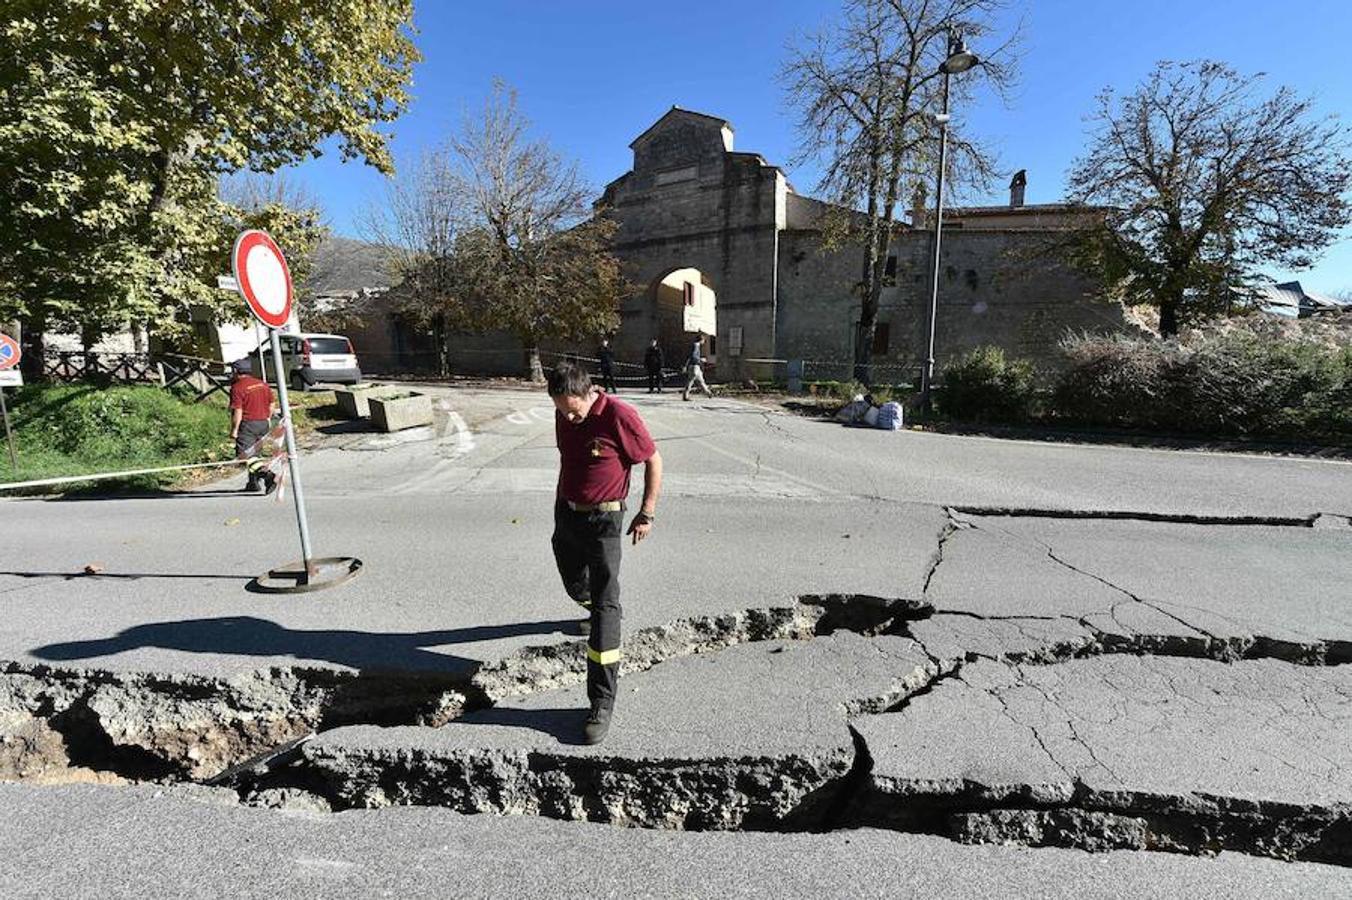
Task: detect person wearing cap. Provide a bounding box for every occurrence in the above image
[548,361,662,744]
[228,359,276,494]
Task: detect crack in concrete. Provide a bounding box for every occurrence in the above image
[950,506,1323,527]
[921,510,964,599]
[4,535,1350,868]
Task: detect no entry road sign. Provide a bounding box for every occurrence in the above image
[231,230,293,329]
[0,333,20,371]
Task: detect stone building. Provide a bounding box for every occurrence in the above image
[344,106,1132,382]
[603,107,1132,383]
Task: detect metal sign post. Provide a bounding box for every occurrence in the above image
[0,386,15,473]
[268,325,314,579]
[0,334,21,472]
[230,229,361,593]
[254,322,268,384]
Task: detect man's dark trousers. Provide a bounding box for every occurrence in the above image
[236,419,271,490]
[646,369,662,392]
[551,500,623,706]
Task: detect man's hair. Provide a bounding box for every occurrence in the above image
[547,361,592,397]
[230,358,253,375]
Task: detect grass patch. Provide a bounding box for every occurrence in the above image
[0,384,237,492]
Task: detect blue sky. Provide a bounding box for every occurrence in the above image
[286,0,1352,294]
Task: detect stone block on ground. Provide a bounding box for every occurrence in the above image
[334,385,397,419]
[369,393,433,432]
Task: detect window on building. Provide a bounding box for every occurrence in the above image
[683,282,695,306]
[729,326,744,357]
[884,255,897,277]
[871,323,890,355]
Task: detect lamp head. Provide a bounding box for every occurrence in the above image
[941,36,980,75]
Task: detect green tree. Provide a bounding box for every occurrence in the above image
[1067,61,1352,336]
[0,1,417,374]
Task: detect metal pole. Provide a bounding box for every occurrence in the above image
[0,388,15,472]
[920,71,952,414]
[255,322,267,383]
[269,327,315,580]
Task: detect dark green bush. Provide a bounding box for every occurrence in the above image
[1053,335,1189,429]
[939,346,1036,423]
[1054,332,1352,437]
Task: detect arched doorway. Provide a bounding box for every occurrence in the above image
[649,267,716,367]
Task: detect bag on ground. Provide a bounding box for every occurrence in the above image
[876,401,904,430]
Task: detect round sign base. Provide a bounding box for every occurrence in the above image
[251,556,364,594]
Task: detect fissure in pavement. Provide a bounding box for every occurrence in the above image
[2,531,1349,866]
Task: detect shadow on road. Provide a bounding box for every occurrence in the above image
[43,489,257,502]
[29,615,580,674]
[317,420,376,436]
[460,706,588,744]
[0,570,252,582]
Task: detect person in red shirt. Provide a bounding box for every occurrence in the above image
[228,359,276,494]
[548,361,663,744]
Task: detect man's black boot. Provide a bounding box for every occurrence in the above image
[582,702,612,745]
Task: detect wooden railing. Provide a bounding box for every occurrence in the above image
[41,351,231,402]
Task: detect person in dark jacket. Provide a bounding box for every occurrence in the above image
[643,339,664,393]
[596,338,618,393]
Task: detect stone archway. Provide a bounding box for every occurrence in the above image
[617,267,717,369]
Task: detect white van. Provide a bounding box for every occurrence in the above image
[271,332,363,390]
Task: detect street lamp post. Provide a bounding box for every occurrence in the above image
[920,33,980,413]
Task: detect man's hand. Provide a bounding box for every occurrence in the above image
[627,511,654,545]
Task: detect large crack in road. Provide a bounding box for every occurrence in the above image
[1,509,1349,870]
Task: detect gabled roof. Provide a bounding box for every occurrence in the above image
[629,106,733,149]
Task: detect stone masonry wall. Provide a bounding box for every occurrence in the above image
[776,227,1133,379]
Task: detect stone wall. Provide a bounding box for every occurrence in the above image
[776,227,1132,379]
[601,112,787,382]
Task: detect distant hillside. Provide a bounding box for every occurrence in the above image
[305,236,396,295]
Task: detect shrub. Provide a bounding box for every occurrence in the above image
[939,346,1036,423]
[1053,334,1190,429]
[1054,331,1352,437]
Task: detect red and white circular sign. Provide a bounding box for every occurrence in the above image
[0,333,20,371]
[231,230,293,329]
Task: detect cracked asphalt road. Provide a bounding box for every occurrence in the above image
[3,387,1351,896]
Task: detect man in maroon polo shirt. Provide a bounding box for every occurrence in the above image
[228,359,276,494]
[548,361,663,744]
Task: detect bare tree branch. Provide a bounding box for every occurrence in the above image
[1067,60,1352,335]
[782,0,1019,381]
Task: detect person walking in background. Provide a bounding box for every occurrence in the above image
[644,338,665,393]
[228,359,277,494]
[596,338,618,393]
[681,337,712,401]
